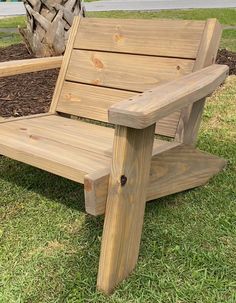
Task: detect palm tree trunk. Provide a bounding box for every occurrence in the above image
[19,0,85,57]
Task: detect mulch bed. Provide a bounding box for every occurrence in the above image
[0,44,59,118]
[0,43,235,118]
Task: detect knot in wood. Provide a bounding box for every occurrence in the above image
[120,175,127,186]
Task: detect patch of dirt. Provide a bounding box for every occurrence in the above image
[0,44,235,118]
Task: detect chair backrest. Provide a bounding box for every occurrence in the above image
[52,17,220,138]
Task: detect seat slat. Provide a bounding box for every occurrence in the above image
[66,50,195,92]
[75,18,205,59]
[0,116,172,183]
[0,118,111,183]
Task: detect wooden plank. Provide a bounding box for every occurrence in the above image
[56,82,180,137]
[97,124,155,294]
[0,115,170,187]
[155,111,181,137]
[75,18,205,59]
[0,113,53,124]
[0,56,62,78]
[108,64,228,128]
[50,16,82,113]
[10,114,166,157]
[57,81,135,121]
[20,115,114,157]
[84,144,226,216]
[0,117,111,183]
[175,19,223,144]
[66,50,195,92]
[85,141,180,216]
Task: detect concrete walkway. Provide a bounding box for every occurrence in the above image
[0,0,235,16]
[0,3,25,16]
[85,0,236,12]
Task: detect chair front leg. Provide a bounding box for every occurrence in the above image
[97,124,155,294]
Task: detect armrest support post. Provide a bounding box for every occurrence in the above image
[97,123,155,294]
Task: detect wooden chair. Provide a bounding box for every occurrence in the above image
[0,17,229,294]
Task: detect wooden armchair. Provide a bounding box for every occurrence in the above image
[0,17,229,294]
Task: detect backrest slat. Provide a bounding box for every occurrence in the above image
[74,18,205,59]
[66,50,195,92]
[55,17,207,138]
[57,81,181,137]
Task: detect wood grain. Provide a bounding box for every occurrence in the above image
[75,18,205,59]
[56,81,181,137]
[109,64,228,128]
[0,56,62,78]
[175,18,223,144]
[50,16,82,112]
[66,49,194,92]
[85,144,226,216]
[97,124,155,294]
[85,141,180,216]
[0,115,112,183]
[0,115,166,184]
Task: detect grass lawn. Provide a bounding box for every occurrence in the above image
[0,9,236,303]
[0,31,22,48]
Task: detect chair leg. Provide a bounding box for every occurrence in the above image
[97,124,155,294]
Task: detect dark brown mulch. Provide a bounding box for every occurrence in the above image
[216,49,236,75]
[0,44,235,118]
[0,44,59,118]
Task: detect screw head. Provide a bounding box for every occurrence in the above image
[120,175,127,186]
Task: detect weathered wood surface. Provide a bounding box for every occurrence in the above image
[97,124,155,294]
[0,57,62,78]
[75,18,205,59]
[109,64,228,128]
[85,144,226,216]
[175,19,223,144]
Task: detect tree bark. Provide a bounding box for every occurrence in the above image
[19,0,85,57]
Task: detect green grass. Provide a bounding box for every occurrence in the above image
[0,32,22,47]
[0,82,235,302]
[222,30,236,52]
[0,16,25,28]
[0,17,25,47]
[87,8,236,25]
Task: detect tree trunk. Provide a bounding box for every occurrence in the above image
[19,0,85,57]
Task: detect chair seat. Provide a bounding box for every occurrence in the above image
[0,114,173,183]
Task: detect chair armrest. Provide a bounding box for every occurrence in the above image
[109,64,229,129]
[0,56,63,78]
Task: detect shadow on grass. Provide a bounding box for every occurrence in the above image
[0,157,85,212]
